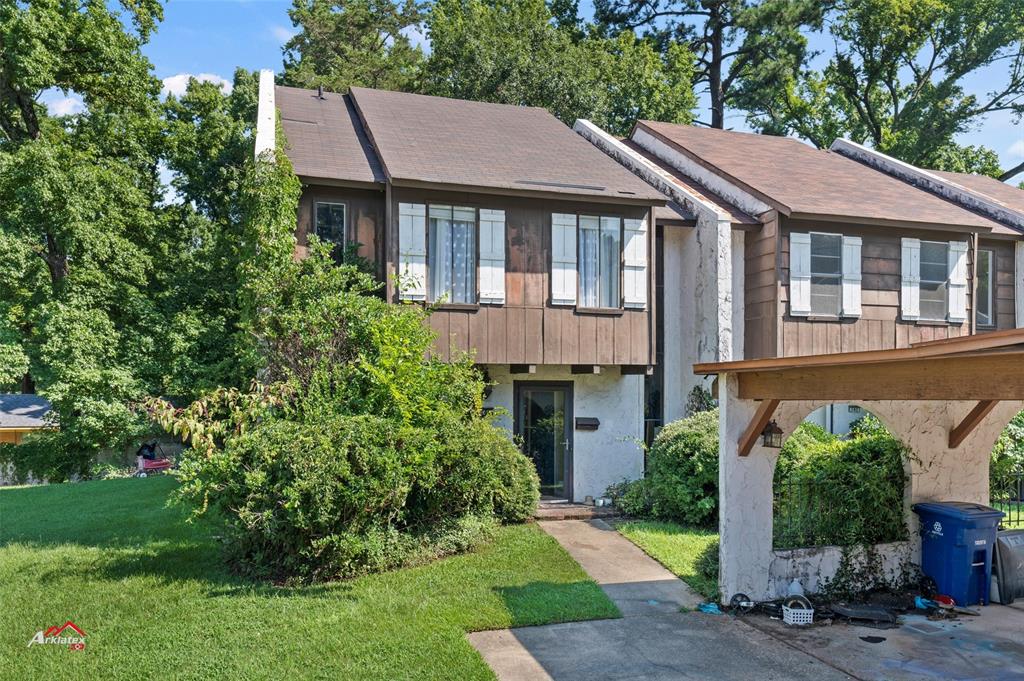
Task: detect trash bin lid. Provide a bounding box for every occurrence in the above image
[912,501,1005,521]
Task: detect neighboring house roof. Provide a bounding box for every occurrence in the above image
[0,395,52,429]
[275,85,386,186]
[931,171,1024,214]
[340,87,666,202]
[635,121,1005,231]
[620,139,758,227]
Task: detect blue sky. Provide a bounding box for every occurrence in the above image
[41,0,1023,179]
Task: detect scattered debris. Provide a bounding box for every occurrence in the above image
[698,603,723,615]
[859,635,886,644]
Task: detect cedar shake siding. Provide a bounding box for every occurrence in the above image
[277,85,665,369]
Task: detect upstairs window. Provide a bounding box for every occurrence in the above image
[976,249,994,326]
[315,202,346,250]
[919,241,949,321]
[809,232,843,316]
[429,205,476,304]
[579,216,620,308]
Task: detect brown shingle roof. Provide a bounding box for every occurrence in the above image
[348,87,666,202]
[620,138,758,226]
[275,85,385,185]
[636,121,1004,230]
[931,170,1024,216]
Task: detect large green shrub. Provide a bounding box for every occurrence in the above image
[773,421,909,549]
[643,409,720,526]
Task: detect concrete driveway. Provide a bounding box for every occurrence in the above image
[749,603,1024,681]
[468,520,851,680]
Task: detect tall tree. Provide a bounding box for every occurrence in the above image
[594,0,826,128]
[423,0,696,135]
[741,0,1024,179]
[0,0,167,478]
[281,0,426,93]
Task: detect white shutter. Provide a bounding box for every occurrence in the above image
[948,240,968,323]
[551,213,577,306]
[901,238,921,320]
[398,202,427,301]
[789,232,811,316]
[478,209,505,305]
[841,235,862,318]
[623,217,648,309]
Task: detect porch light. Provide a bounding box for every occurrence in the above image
[761,420,784,448]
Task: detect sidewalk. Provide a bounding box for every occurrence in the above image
[468,519,851,681]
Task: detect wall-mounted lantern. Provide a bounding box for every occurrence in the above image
[761,420,784,448]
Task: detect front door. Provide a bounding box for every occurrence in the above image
[515,383,573,500]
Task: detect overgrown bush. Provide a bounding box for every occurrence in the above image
[607,409,719,525]
[774,421,909,549]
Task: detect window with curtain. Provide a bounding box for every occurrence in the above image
[809,232,842,316]
[919,241,949,321]
[579,215,621,308]
[429,205,476,303]
[315,202,346,248]
[976,249,994,326]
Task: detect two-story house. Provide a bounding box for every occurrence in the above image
[259,72,667,502]
[576,120,1024,431]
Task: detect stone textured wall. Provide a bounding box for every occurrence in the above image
[484,365,645,501]
[718,375,1023,601]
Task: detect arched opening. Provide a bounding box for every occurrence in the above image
[772,406,909,550]
[990,409,1024,530]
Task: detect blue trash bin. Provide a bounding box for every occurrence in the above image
[912,501,1005,606]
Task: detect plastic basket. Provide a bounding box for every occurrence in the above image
[782,604,814,626]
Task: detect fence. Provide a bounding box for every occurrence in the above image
[772,474,906,550]
[992,471,1024,529]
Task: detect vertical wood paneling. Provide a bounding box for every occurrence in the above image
[596,316,614,365]
[614,314,632,364]
[449,313,469,356]
[561,310,580,364]
[525,308,544,363]
[469,308,488,362]
[506,307,525,364]
[543,308,562,364]
[487,307,507,361]
[577,315,597,364]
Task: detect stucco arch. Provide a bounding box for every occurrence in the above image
[718,375,1023,601]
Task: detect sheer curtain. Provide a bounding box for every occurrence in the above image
[429,205,476,304]
[600,217,620,308]
[579,216,600,307]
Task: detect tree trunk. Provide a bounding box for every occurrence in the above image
[709,9,725,129]
[21,373,34,394]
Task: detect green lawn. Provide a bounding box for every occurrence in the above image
[615,520,719,600]
[0,477,617,680]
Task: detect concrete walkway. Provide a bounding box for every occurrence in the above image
[539,519,703,615]
[468,520,851,681]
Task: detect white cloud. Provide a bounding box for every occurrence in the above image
[161,73,232,99]
[39,90,85,117]
[1007,139,1024,161]
[271,24,297,44]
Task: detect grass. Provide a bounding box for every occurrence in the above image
[994,501,1024,529]
[0,477,618,680]
[615,520,719,600]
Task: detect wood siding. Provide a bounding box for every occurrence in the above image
[769,217,988,357]
[296,184,386,278]
[744,212,780,359]
[390,187,655,366]
[979,238,1018,331]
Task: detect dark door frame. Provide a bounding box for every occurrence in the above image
[513,380,575,502]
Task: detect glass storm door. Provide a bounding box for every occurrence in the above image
[517,385,572,499]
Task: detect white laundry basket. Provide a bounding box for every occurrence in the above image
[782,603,814,626]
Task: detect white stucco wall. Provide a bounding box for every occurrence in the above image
[483,365,645,501]
[718,374,1024,601]
[768,542,913,598]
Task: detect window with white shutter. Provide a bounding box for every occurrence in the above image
[947,241,968,323]
[478,209,506,304]
[623,217,648,309]
[428,205,477,304]
[841,236,862,318]
[901,238,921,320]
[398,203,427,301]
[919,240,949,321]
[551,213,578,306]
[789,232,812,316]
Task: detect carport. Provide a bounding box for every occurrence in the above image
[694,328,1024,602]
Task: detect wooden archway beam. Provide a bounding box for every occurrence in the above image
[738,399,780,457]
[948,400,999,449]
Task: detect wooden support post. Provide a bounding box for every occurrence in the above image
[948,400,999,449]
[737,399,780,457]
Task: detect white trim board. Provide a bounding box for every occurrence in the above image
[255,69,276,158]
